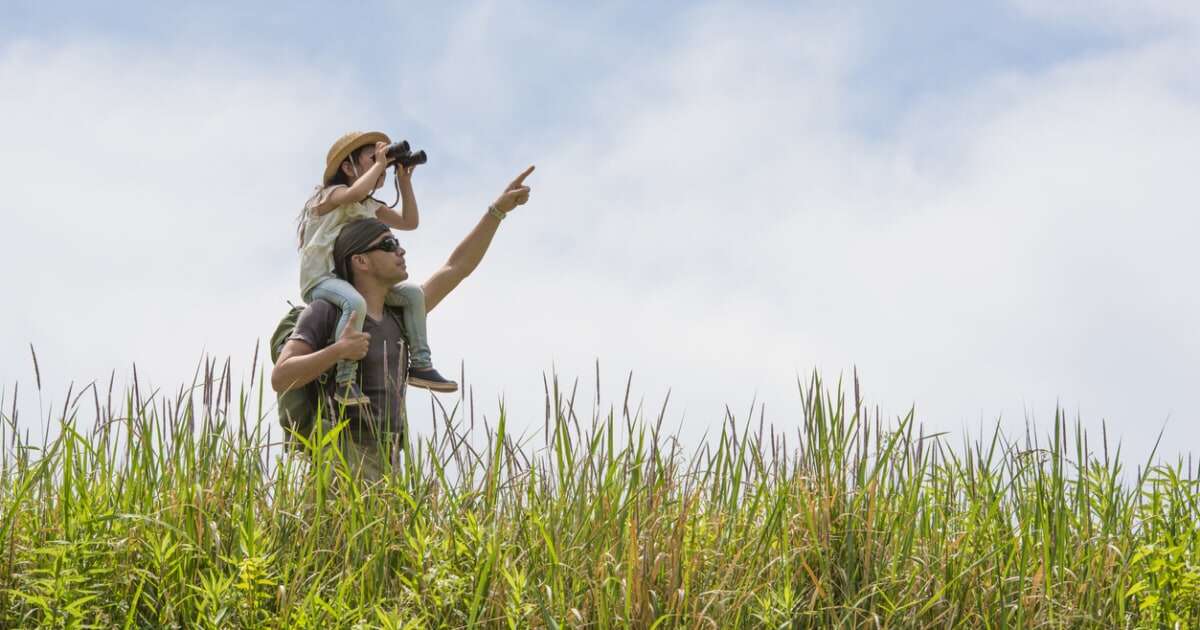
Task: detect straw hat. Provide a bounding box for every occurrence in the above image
[323,131,391,184]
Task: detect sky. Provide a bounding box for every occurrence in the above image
[2,1,1199,464]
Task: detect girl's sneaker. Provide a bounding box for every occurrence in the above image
[334,381,371,406]
[408,366,459,393]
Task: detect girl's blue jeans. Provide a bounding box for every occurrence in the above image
[305,276,434,384]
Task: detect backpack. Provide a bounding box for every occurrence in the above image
[269,301,409,451]
[270,303,333,451]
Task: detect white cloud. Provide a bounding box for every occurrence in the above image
[1008,0,1200,37]
[429,6,1200,461]
[3,6,1199,465]
[0,39,371,416]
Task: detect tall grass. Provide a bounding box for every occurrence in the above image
[2,352,1200,628]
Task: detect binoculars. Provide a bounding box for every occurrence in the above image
[384,140,427,168]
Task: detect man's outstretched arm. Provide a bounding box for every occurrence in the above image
[423,165,534,313]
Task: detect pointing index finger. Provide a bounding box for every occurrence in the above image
[508,165,535,190]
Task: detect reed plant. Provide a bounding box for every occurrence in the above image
[2,351,1199,628]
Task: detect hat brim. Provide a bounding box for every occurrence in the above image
[323,131,391,184]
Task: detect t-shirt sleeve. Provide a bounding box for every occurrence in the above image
[289,301,338,350]
[305,185,348,215]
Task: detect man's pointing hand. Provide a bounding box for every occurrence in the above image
[492,165,535,214]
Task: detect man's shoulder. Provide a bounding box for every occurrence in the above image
[303,298,339,316]
[290,299,340,347]
[296,298,340,324]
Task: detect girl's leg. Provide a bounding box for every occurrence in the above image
[386,282,432,369]
[387,283,457,392]
[307,278,368,384]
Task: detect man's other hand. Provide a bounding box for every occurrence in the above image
[333,311,370,361]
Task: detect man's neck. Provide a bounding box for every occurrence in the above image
[355,279,389,320]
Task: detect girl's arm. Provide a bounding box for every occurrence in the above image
[375,168,420,230]
[314,142,390,216]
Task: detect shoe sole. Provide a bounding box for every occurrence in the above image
[408,377,459,393]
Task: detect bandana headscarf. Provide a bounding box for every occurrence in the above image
[333,218,393,282]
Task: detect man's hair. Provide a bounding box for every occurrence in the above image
[333,218,393,284]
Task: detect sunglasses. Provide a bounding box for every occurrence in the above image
[357,236,401,255]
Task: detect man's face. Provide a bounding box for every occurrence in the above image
[353,233,409,286]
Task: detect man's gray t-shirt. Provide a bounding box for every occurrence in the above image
[288,300,408,438]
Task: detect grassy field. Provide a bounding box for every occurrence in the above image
[2,354,1200,628]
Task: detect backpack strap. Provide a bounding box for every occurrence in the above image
[383,306,406,336]
[384,306,410,389]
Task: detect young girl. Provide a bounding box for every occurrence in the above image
[297,131,458,405]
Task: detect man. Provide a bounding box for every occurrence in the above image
[271,165,535,482]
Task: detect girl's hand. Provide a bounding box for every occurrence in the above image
[372,142,390,170]
[396,164,415,185]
